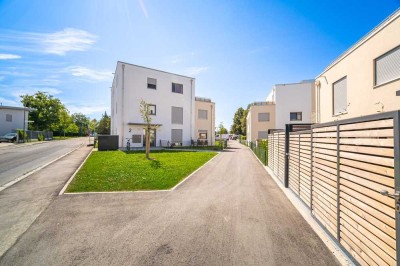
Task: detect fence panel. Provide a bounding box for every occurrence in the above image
[299,131,312,208]
[277,132,286,183]
[289,133,300,196]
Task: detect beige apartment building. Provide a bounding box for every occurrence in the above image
[315,9,400,123]
[246,102,276,142]
[194,97,215,145]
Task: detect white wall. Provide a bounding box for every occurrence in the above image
[111,62,195,147]
[0,108,27,136]
[275,81,315,129]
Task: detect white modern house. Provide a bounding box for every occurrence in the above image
[0,105,32,136]
[111,62,215,148]
[267,80,315,129]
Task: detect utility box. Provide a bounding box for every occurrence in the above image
[98,135,119,151]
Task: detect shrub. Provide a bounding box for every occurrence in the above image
[17,129,27,142]
[38,133,44,141]
[240,135,246,140]
[257,139,268,149]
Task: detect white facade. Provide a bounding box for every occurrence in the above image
[111,62,196,148]
[0,106,30,136]
[268,80,315,129]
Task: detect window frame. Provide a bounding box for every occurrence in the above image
[332,76,348,116]
[289,112,302,121]
[5,114,12,122]
[374,45,400,87]
[148,104,156,116]
[147,77,157,89]
[258,112,270,122]
[198,109,208,120]
[172,83,183,94]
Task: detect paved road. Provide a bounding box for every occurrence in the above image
[0,138,87,187]
[0,141,340,265]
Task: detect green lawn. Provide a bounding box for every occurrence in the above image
[66,150,217,192]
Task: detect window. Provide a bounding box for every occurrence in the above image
[198,109,208,120]
[290,112,302,121]
[333,77,347,115]
[6,114,12,122]
[258,131,268,139]
[258,112,270,122]
[171,106,183,124]
[171,129,183,143]
[147,77,157,89]
[132,135,141,143]
[375,45,400,86]
[198,130,207,139]
[172,83,183,94]
[148,104,156,115]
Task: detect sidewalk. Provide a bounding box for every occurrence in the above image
[0,144,92,257]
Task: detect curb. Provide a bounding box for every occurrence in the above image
[248,148,354,266]
[0,143,85,192]
[61,151,221,195]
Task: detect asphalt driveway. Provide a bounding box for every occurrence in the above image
[0,141,340,265]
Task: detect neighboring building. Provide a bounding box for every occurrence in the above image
[268,80,315,129]
[111,62,215,148]
[0,106,32,136]
[246,102,276,142]
[195,97,215,145]
[315,9,400,123]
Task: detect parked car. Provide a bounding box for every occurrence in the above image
[0,133,18,143]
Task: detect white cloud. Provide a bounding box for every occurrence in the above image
[0,28,97,56]
[138,0,148,18]
[42,28,97,55]
[183,66,208,76]
[68,66,113,82]
[0,97,20,107]
[0,53,21,60]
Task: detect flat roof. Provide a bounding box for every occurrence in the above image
[317,8,400,77]
[117,61,195,80]
[274,79,315,86]
[0,105,35,111]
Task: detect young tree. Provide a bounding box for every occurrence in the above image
[71,113,90,136]
[58,108,73,136]
[89,119,98,134]
[218,122,228,135]
[139,100,159,159]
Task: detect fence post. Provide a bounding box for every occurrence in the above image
[336,124,341,241]
[284,124,290,188]
[394,111,400,264]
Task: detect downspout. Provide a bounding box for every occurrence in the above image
[121,64,125,147]
[210,104,213,145]
[190,79,193,143]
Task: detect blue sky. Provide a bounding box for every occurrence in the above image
[0,0,399,129]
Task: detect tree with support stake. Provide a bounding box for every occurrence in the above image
[139,99,159,160]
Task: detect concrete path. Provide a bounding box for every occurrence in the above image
[0,144,93,257]
[0,141,339,265]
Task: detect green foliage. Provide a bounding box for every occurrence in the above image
[72,113,90,136]
[20,91,67,131]
[258,139,268,149]
[17,129,27,142]
[38,133,44,141]
[217,122,228,134]
[231,107,245,135]
[89,119,98,134]
[97,111,111,135]
[66,150,217,192]
[240,135,246,140]
[66,123,79,135]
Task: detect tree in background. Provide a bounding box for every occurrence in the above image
[20,91,66,131]
[217,122,228,135]
[89,119,99,134]
[97,112,111,135]
[230,107,245,135]
[72,113,90,136]
[58,108,73,136]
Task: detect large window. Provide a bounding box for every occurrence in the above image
[172,83,183,94]
[148,104,156,115]
[258,131,268,139]
[171,129,183,143]
[375,45,400,86]
[198,109,208,120]
[333,76,347,115]
[132,135,142,143]
[171,106,183,124]
[258,112,270,122]
[290,112,302,121]
[147,78,157,89]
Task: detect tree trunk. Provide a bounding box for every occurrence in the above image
[145,127,150,159]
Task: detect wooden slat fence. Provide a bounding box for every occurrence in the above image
[267,111,400,266]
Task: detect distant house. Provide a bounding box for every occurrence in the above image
[246,102,275,142]
[0,106,32,136]
[195,97,215,146]
[315,9,400,123]
[268,80,315,129]
[110,62,215,148]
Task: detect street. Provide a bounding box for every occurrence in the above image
[0,138,87,187]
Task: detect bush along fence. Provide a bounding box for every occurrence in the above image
[12,129,53,142]
[239,139,268,165]
[268,111,400,266]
